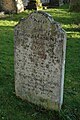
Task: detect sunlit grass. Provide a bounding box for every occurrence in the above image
[0,20,17,26]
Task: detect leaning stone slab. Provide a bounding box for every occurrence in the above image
[14,11,66,110]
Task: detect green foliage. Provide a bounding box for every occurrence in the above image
[0,5,80,120]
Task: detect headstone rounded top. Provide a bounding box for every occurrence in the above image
[17,11,54,24]
[15,11,65,42]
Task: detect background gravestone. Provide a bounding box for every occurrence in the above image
[1,0,16,13]
[14,11,66,110]
[0,0,24,13]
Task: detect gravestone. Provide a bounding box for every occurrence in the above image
[1,0,16,13]
[0,0,24,13]
[14,11,66,110]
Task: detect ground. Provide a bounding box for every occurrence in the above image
[0,4,80,120]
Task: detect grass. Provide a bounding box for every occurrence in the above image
[0,4,80,120]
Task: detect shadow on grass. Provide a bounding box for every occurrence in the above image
[0,5,80,28]
[0,10,32,23]
[65,27,80,32]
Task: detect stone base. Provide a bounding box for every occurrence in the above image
[15,89,60,110]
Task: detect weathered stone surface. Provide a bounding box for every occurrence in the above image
[1,0,16,13]
[14,11,66,110]
[0,0,24,13]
